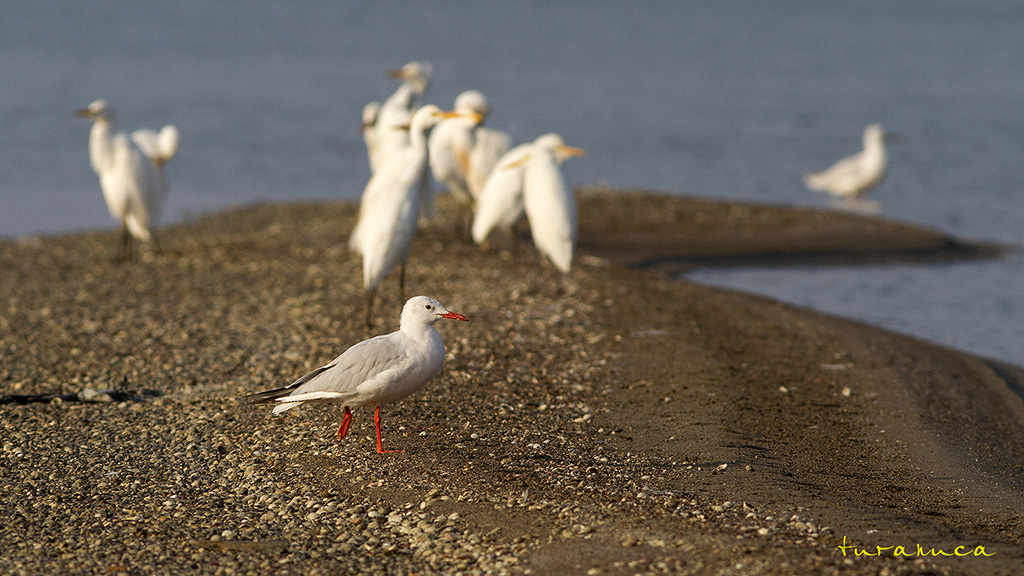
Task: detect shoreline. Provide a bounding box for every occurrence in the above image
[1,190,1022,575]
[575,187,1011,275]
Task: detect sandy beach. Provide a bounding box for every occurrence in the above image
[1,188,1022,575]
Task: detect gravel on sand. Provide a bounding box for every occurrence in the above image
[1,188,1021,575]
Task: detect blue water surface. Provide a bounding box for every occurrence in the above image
[1,1,1022,365]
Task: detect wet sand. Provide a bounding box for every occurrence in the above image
[1,188,1021,575]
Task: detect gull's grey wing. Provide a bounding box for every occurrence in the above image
[283,334,409,397]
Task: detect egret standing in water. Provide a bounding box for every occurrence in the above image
[472,133,584,270]
[350,105,478,326]
[77,99,179,260]
[804,124,892,209]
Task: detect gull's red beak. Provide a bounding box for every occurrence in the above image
[440,311,468,322]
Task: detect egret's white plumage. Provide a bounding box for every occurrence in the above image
[360,101,381,172]
[77,99,179,257]
[349,105,468,324]
[248,296,468,453]
[428,90,487,206]
[804,124,889,200]
[428,90,512,212]
[471,142,535,245]
[522,143,585,273]
[472,133,584,262]
[373,61,433,171]
[466,126,512,201]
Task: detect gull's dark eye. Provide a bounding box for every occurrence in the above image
[425,304,432,310]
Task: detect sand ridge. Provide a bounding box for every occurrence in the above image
[0,189,1020,575]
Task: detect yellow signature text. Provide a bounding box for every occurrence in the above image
[837,536,995,558]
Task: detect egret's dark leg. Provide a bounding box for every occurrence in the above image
[365,287,377,328]
[118,221,132,262]
[398,263,406,302]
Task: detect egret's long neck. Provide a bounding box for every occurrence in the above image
[863,131,885,165]
[407,76,429,100]
[88,118,116,174]
[408,124,430,157]
[403,125,433,188]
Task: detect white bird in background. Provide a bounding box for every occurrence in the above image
[372,61,433,172]
[360,101,381,172]
[466,124,512,203]
[472,134,585,269]
[522,141,586,273]
[350,105,472,326]
[77,99,179,259]
[804,124,890,204]
[428,90,487,206]
[428,90,509,235]
[471,141,539,247]
[248,296,468,454]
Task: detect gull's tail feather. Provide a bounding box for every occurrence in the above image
[246,387,293,404]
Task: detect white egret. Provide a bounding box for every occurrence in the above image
[428,90,487,206]
[373,61,433,171]
[522,141,586,273]
[472,133,584,268]
[428,90,507,235]
[427,90,513,204]
[248,296,468,454]
[466,125,512,202]
[350,105,470,326]
[804,124,890,201]
[77,99,179,259]
[360,101,381,172]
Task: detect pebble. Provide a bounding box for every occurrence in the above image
[0,195,902,575]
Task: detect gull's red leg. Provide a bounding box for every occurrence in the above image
[374,406,403,454]
[337,406,353,442]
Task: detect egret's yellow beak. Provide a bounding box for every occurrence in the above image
[432,110,484,124]
[502,155,531,170]
[556,145,586,158]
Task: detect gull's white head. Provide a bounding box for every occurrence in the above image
[401,296,469,328]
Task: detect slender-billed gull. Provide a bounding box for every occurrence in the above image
[248,296,468,454]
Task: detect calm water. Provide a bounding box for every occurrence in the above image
[2,2,1022,365]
